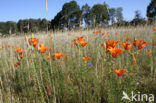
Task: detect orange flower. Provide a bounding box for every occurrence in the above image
[46,55,50,60]
[132,38,138,47]
[64,55,69,59]
[109,47,123,58]
[102,32,105,35]
[148,52,152,56]
[29,59,33,63]
[19,52,24,58]
[137,40,148,50]
[152,28,156,31]
[106,32,109,35]
[14,61,21,67]
[114,69,126,77]
[133,56,136,66]
[77,36,84,41]
[52,53,63,60]
[106,40,120,52]
[15,48,22,53]
[48,47,52,52]
[79,40,88,47]
[73,39,78,46]
[125,37,130,41]
[82,57,90,61]
[29,38,39,48]
[122,42,132,50]
[38,44,47,53]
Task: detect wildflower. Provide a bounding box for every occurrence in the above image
[14,61,21,67]
[106,32,109,35]
[106,40,120,52]
[52,53,63,60]
[29,38,39,48]
[132,38,138,47]
[29,59,33,63]
[152,28,156,31]
[102,32,105,35]
[82,57,90,61]
[46,55,50,60]
[144,46,148,49]
[148,52,152,56]
[73,39,78,46]
[19,52,24,58]
[15,48,22,53]
[122,42,132,50]
[64,55,69,59]
[77,36,84,41]
[133,56,136,66]
[137,40,148,50]
[38,44,47,53]
[88,63,92,66]
[114,69,126,77]
[79,40,88,47]
[48,47,52,52]
[125,37,130,41]
[109,47,123,58]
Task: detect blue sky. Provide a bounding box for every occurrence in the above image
[0,0,151,22]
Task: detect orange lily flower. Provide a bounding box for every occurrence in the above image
[132,38,138,47]
[77,36,84,41]
[82,57,90,61]
[152,28,156,31]
[19,52,24,58]
[14,61,21,67]
[64,55,69,59]
[73,39,78,46]
[29,38,39,48]
[45,55,50,60]
[52,53,63,60]
[106,32,109,35]
[137,40,148,50]
[15,48,22,53]
[148,52,152,56]
[109,47,123,58]
[102,32,105,35]
[114,69,126,77]
[48,47,52,52]
[122,42,132,50]
[106,40,120,52]
[79,40,88,47]
[125,37,130,41]
[38,44,47,53]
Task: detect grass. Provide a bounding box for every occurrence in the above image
[0,26,156,103]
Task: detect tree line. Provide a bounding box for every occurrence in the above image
[0,0,156,35]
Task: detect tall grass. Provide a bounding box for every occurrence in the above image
[0,26,156,103]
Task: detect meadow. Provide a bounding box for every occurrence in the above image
[0,26,156,103]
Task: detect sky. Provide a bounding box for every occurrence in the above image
[0,0,151,22]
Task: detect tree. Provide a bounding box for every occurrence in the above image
[40,19,48,31]
[91,2,109,26]
[131,10,145,26]
[147,0,156,21]
[116,7,123,23]
[61,1,81,29]
[82,4,92,27]
[6,21,17,34]
[109,8,116,24]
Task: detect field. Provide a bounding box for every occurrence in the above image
[0,26,156,103]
